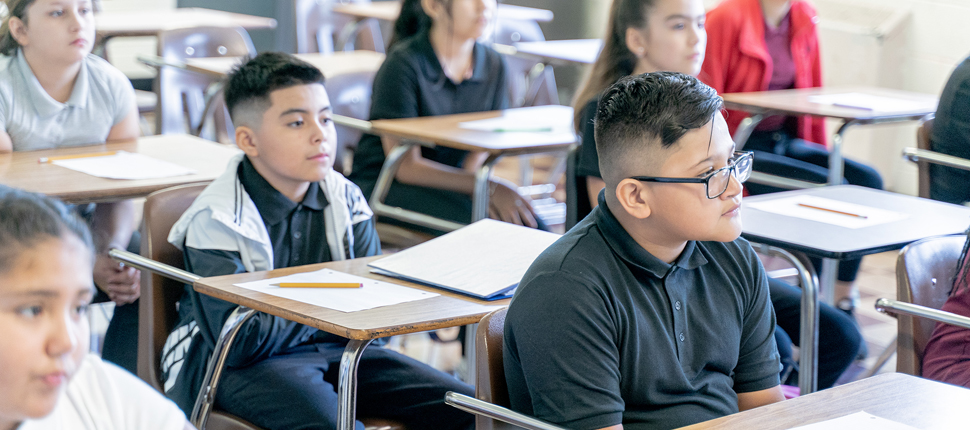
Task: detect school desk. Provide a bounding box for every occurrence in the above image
[498,39,604,67]
[95,7,277,40]
[0,134,241,204]
[721,86,938,186]
[741,185,970,394]
[367,105,578,232]
[181,51,386,80]
[193,255,507,430]
[676,373,968,430]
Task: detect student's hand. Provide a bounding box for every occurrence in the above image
[488,179,539,228]
[93,253,141,305]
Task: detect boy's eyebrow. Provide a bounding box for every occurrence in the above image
[279,106,332,117]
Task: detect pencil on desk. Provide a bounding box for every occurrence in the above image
[492,127,553,132]
[38,151,117,163]
[797,203,868,219]
[277,282,363,288]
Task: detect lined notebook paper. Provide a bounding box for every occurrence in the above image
[368,219,561,300]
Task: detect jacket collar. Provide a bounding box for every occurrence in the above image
[238,156,328,227]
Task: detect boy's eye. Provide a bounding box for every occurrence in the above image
[17,305,43,318]
[672,22,686,30]
[79,7,91,15]
[75,303,90,317]
[50,9,64,17]
[288,120,304,128]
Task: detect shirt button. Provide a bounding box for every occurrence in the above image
[679,333,685,342]
[675,301,682,311]
[293,232,302,239]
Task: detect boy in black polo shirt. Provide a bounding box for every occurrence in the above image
[504,72,784,430]
[160,53,474,430]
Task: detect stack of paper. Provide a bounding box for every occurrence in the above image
[806,93,935,113]
[52,151,196,180]
[368,219,561,300]
[233,269,438,313]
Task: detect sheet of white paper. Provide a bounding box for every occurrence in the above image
[52,151,196,180]
[458,105,573,133]
[787,411,918,430]
[745,195,909,229]
[233,269,438,313]
[806,93,934,113]
[368,219,561,298]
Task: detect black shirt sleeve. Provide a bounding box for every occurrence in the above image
[732,243,783,393]
[352,217,381,258]
[575,98,601,179]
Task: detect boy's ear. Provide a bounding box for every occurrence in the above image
[235,125,259,158]
[614,178,652,219]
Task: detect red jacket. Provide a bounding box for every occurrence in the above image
[700,0,827,146]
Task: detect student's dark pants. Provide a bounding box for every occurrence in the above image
[744,129,884,283]
[356,179,548,236]
[215,344,474,430]
[770,278,863,389]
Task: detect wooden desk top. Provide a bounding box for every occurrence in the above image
[512,39,603,65]
[741,185,970,259]
[194,256,507,340]
[721,86,938,122]
[369,105,577,156]
[184,51,385,80]
[678,373,968,429]
[0,135,240,204]
[332,2,553,23]
[95,8,277,38]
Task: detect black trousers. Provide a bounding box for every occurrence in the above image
[770,278,863,389]
[744,129,884,282]
[215,344,475,430]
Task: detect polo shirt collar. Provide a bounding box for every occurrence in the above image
[415,29,489,84]
[239,156,327,226]
[15,49,90,118]
[593,190,708,278]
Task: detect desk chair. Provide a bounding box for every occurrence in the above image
[903,116,970,199]
[492,20,558,108]
[154,26,255,140]
[872,235,968,376]
[325,70,377,176]
[296,0,385,54]
[130,184,406,430]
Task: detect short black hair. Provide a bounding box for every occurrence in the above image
[224,52,326,129]
[594,72,723,181]
[0,186,94,274]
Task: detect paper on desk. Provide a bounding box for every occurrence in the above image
[745,195,908,229]
[233,269,438,313]
[787,411,917,430]
[458,105,573,133]
[52,151,196,180]
[806,93,934,113]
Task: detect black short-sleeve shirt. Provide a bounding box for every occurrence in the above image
[348,29,508,191]
[575,97,601,181]
[504,193,780,430]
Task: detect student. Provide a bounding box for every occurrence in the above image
[920,227,970,387]
[0,0,142,373]
[701,0,882,317]
[0,188,191,430]
[161,52,473,430]
[929,55,970,205]
[505,72,785,429]
[572,0,860,389]
[348,0,540,233]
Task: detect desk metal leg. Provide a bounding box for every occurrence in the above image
[335,18,364,52]
[337,339,374,430]
[827,121,858,186]
[463,323,478,385]
[472,154,503,222]
[820,258,839,306]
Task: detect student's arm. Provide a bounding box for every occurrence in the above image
[105,105,140,142]
[0,129,11,153]
[737,386,785,411]
[90,200,140,305]
[106,66,140,142]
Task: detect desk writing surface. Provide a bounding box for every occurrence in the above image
[741,186,970,259]
[184,51,385,80]
[332,2,553,23]
[194,256,507,340]
[0,135,240,204]
[369,106,576,155]
[721,86,938,121]
[513,39,603,65]
[676,373,968,430]
[95,8,277,38]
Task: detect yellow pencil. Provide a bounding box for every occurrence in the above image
[38,151,118,164]
[797,203,868,219]
[278,282,363,288]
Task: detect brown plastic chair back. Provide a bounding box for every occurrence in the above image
[295,0,384,54]
[916,117,935,198]
[474,308,510,430]
[492,20,558,108]
[155,26,255,136]
[323,69,377,175]
[895,234,967,375]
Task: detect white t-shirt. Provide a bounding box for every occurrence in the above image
[17,355,187,430]
[0,49,135,151]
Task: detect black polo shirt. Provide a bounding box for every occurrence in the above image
[504,192,780,430]
[348,29,508,193]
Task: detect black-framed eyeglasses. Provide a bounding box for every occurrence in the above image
[629,151,753,199]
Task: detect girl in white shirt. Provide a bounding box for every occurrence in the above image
[0,188,191,430]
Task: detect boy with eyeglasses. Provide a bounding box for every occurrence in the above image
[504,72,785,430]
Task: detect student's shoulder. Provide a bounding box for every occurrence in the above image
[83,54,134,89]
[705,0,749,26]
[515,223,617,300]
[73,356,187,430]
